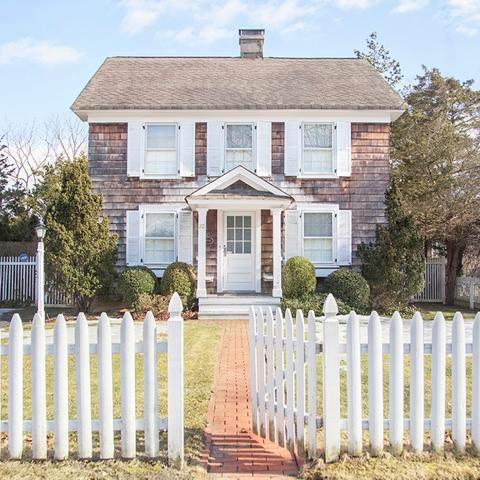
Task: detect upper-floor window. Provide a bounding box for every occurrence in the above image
[225,123,254,171]
[144,212,175,264]
[303,211,334,263]
[144,123,178,176]
[302,123,334,175]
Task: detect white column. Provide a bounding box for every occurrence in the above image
[271,208,282,298]
[36,239,45,322]
[196,208,208,298]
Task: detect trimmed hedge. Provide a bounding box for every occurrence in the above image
[118,266,157,307]
[281,293,351,316]
[160,262,196,308]
[282,256,316,299]
[323,268,370,312]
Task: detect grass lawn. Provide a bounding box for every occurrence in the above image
[414,302,477,321]
[0,320,223,479]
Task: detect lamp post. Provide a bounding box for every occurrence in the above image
[35,219,46,322]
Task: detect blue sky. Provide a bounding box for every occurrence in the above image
[1,0,479,127]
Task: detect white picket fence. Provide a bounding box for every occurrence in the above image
[249,294,480,462]
[0,255,72,306]
[413,257,446,303]
[455,277,480,310]
[0,293,184,464]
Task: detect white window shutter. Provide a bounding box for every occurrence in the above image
[207,121,224,176]
[337,209,352,265]
[126,210,141,265]
[284,210,300,260]
[256,121,271,176]
[336,121,351,177]
[284,121,301,176]
[176,211,193,264]
[127,121,144,177]
[179,121,195,177]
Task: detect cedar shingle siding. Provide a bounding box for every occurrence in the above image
[88,122,389,269]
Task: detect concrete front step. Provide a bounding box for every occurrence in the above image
[198,295,280,320]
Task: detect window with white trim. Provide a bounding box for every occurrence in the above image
[303,212,335,263]
[302,123,335,175]
[144,212,175,264]
[144,123,178,176]
[225,123,254,171]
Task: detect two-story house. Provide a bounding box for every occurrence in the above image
[71,29,404,319]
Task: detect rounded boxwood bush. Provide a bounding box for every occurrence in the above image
[282,256,316,299]
[118,266,157,307]
[160,262,196,307]
[281,292,351,316]
[323,267,370,312]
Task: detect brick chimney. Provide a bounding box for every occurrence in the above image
[239,29,264,59]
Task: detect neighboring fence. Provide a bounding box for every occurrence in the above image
[249,295,480,462]
[0,255,72,306]
[455,277,480,310]
[0,293,185,464]
[413,257,446,303]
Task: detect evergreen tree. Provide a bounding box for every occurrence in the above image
[354,32,403,90]
[357,182,425,312]
[36,156,118,312]
[391,67,480,304]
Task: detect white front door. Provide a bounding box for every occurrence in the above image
[223,212,255,292]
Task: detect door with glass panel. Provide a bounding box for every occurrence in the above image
[223,213,255,291]
[303,212,335,264]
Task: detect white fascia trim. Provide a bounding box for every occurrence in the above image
[83,109,402,124]
[190,166,288,198]
[187,197,292,210]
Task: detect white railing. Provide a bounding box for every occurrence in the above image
[455,277,480,310]
[249,294,480,462]
[0,293,184,464]
[414,257,446,303]
[0,255,72,306]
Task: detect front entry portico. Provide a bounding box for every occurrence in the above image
[185,166,293,317]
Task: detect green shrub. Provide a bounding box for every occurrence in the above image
[323,268,370,312]
[160,262,196,308]
[118,266,157,307]
[282,256,316,299]
[281,293,351,316]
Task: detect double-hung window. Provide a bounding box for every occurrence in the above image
[144,212,175,264]
[302,123,335,175]
[303,212,335,263]
[144,123,178,176]
[225,123,254,171]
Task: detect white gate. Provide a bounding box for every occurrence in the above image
[0,255,72,306]
[249,294,480,462]
[0,293,184,464]
[414,257,446,303]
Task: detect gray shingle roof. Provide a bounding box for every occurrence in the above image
[71,57,405,115]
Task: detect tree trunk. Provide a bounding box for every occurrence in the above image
[445,240,466,305]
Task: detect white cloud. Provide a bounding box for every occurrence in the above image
[0,38,82,65]
[447,0,480,36]
[333,0,381,8]
[392,0,429,13]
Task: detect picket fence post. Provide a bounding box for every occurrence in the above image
[473,312,480,452]
[306,310,317,458]
[168,292,184,466]
[410,312,424,453]
[284,309,296,453]
[431,311,446,452]
[54,314,69,460]
[346,311,362,456]
[266,307,276,442]
[274,307,286,447]
[452,312,466,454]
[295,309,306,456]
[368,311,383,456]
[31,313,47,459]
[323,294,340,463]
[98,312,114,459]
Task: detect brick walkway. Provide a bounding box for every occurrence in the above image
[202,321,299,478]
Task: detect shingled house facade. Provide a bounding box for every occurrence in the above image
[72,29,404,318]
